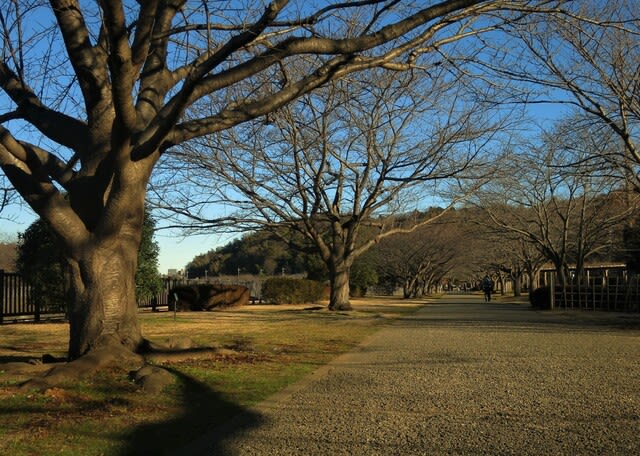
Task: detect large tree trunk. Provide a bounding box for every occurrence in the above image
[66,226,144,360]
[513,273,522,297]
[402,278,412,299]
[328,264,352,311]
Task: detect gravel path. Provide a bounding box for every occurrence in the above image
[184,295,640,455]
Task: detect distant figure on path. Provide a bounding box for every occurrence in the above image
[481,275,493,302]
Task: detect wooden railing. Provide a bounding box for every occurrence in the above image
[549,274,640,312]
[0,270,36,323]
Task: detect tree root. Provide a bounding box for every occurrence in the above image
[19,335,145,391]
[13,335,217,392]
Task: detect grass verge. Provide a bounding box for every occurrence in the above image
[0,297,423,455]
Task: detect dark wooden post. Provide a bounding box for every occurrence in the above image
[34,280,40,322]
[0,269,4,324]
[549,273,555,310]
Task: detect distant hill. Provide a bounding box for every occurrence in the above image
[0,242,17,271]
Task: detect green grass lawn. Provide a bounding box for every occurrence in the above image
[0,297,423,456]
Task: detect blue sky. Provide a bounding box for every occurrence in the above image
[0,91,569,276]
[1,107,562,276]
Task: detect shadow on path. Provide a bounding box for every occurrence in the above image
[163,294,640,455]
[401,294,640,333]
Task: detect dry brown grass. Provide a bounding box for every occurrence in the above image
[0,296,423,456]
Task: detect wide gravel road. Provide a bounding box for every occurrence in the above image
[184,295,640,455]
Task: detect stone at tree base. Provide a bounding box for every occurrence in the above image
[165,336,194,350]
[132,365,175,393]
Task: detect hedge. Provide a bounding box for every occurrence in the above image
[530,286,552,309]
[261,278,324,304]
[169,284,249,310]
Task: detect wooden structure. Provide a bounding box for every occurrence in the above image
[1,271,271,322]
[539,264,639,312]
[0,270,36,322]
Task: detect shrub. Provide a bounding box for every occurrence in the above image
[16,219,70,313]
[169,284,249,310]
[261,278,324,304]
[530,286,551,309]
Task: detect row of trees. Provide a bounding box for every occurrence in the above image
[186,207,464,296]
[186,230,326,279]
[159,66,498,310]
[0,1,638,369]
[159,0,640,311]
[186,183,639,301]
[471,120,639,287]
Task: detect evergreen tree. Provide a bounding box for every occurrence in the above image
[135,208,163,302]
[16,220,69,313]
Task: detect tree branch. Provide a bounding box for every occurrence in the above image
[50,0,110,127]
[0,61,89,151]
[99,0,138,133]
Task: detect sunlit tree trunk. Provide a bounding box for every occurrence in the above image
[67,233,144,359]
[60,170,151,359]
[328,262,352,311]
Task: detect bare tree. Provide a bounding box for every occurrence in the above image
[161,63,507,310]
[474,122,638,287]
[0,179,14,217]
[479,229,546,296]
[500,0,640,190]
[373,218,464,298]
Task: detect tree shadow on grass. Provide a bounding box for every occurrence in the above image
[122,367,263,456]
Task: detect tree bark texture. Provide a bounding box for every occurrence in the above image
[328,264,352,311]
[67,240,143,359]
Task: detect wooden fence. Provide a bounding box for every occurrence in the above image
[547,273,640,312]
[0,270,39,323]
[0,270,181,322]
[137,277,185,311]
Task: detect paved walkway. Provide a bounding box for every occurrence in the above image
[183,295,640,455]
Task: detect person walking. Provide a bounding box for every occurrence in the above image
[481,275,493,302]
